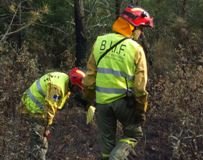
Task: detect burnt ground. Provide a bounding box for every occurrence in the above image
[0,101,175,160]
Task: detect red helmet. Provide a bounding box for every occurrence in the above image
[68,67,85,89]
[120,6,154,28]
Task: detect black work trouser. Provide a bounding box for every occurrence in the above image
[96,97,145,158]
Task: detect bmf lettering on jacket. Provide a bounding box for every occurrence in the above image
[100,40,126,57]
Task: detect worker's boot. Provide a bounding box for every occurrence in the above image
[109,141,137,160]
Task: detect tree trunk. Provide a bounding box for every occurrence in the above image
[74,0,87,67]
[115,0,121,18]
[181,0,187,17]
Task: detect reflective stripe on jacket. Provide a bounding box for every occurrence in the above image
[93,33,140,104]
[22,72,69,114]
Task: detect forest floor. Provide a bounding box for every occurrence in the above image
[0,45,203,160]
[0,98,174,160]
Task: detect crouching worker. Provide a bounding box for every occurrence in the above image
[18,67,85,160]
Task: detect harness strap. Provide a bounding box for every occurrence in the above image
[96,37,128,66]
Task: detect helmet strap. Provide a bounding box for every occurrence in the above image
[132,28,142,40]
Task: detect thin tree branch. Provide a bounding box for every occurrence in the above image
[0,8,18,42]
[0,22,70,40]
[0,22,33,39]
[34,23,69,36]
[0,0,28,42]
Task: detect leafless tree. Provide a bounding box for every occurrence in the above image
[74,0,87,67]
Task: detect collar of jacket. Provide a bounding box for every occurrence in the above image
[112,17,134,37]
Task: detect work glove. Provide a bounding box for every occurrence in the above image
[134,100,147,124]
[86,105,96,124]
[135,101,148,113]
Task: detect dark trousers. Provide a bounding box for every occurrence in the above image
[29,121,48,160]
[20,114,48,160]
[96,98,144,159]
[18,103,48,160]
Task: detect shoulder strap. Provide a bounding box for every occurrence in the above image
[96,37,128,66]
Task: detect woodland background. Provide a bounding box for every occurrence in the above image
[0,0,203,160]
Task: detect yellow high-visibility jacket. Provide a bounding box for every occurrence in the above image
[83,33,148,106]
[21,72,70,126]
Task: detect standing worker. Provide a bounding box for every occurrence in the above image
[83,5,154,160]
[18,67,85,160]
